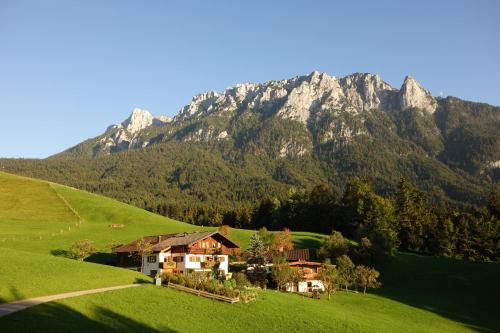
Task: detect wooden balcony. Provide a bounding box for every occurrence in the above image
[200,262,215,269]
[189,248,222,255]
[160,262,177,269]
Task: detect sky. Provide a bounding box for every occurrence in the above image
[0,0,499,158]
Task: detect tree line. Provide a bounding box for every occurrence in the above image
[235,178,499,262]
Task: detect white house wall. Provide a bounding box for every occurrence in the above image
[142,253,160,275]
[184,254,229,274]
[142,253,229,275]
[286,280,325,293]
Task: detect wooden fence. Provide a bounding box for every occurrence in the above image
[166,283,240,303]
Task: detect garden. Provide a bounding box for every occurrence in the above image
[161,271,256,303]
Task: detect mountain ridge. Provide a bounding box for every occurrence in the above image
[1,71,498,220]
[60,71,443,158]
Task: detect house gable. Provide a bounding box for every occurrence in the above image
[188,234,239,255]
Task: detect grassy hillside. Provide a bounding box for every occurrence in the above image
[0,171,498,332]
[0,248,147,303]
[0,284,484,333]
[377,253,500,332]
[0,172,322,301]
[0,172,78,239]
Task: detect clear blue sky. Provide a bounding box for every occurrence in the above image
[1,0,499,158]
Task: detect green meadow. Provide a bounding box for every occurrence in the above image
[0,285,481,333]
[0,171,498,332]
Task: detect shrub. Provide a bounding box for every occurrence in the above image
[233,272,250,287]
[240,290,257,303]
[317,231,349,261]
[69,239,96,261]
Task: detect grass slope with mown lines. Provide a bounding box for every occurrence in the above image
[0,285,480,333]
[0,172,77,222]
[0,172,79,239]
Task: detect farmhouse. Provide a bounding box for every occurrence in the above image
[286,261,325,293]
[114,231,240,276]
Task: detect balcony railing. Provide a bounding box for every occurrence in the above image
[160,262,177,269]
[200,262,216,269]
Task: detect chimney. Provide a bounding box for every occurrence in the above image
[158,235,162,243]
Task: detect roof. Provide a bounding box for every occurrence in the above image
[261,248,310,262]
[283,248,310,261]
[288,260,324,267]
[113,231,239,253]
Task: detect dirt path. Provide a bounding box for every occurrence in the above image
[0,284,142,318]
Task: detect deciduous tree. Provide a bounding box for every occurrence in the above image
[318,264,339,300]
[271,253,292,291]
[135,238,153,273]
[317,230,349,261]
[271,228,294,252]
[336,254,355,292]
[354,265,381,294]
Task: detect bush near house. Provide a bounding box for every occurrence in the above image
[69,239,96,261]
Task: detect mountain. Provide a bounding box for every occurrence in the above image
[1,72,499,223]
[59,72,441,158]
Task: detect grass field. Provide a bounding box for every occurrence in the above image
[0,248,147,303]
[0,285,481,333]
[0,172,79,239]
[0,172,323,301]
[377,253,500,332]
[0,171,499,332]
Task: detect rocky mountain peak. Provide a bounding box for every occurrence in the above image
[113,108,172,134]
[338,73,397,112]
[174,71,405,124]
[399,75,437,113]
[122,108,155,133]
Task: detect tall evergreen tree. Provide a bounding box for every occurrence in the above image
[395,178,435,252]
[247,232,266,266]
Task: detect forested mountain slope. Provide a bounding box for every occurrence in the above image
[1,72,498,223]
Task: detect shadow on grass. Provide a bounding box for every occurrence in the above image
[292,233,325,259]
[292,234,324,249]
[0,286,24,304]
[374,252,500,333]
[50,250,116,265]
[85,252,117,265]
[50,249,71,258]
[0,301,177,333]
[135,277,152,284]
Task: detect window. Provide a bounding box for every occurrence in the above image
[150,270,157,275]
[173,256,184,263]
[218,256,225,262]
[147,255,157,263]
[189,256,201,262]
[205,256,213,262]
